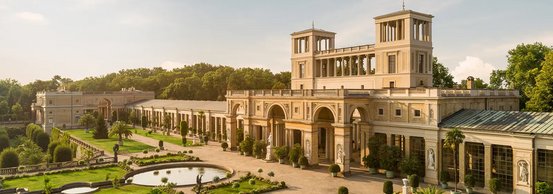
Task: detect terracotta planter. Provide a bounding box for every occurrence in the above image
[385,170,395,179]
[331,172,337,177]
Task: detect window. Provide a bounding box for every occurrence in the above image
[389,81,395,88]
[300,84,304,90]
[299,63,305,78]
[410,136,425,176]
[465,142,485,187]
[378,108,384,116]
[414,110,421,117]
[492,145,513,192]
[418,54,424,73]
[388,55,396,73]
[395,109,402,116]
[294,107,299,113]
[323,86,326,90]
[538,149,553,184]
[49,100,53,105]
[441,139,459,183]
[391,134,405,156]
[361,85,364,89]
[256,106,260,111]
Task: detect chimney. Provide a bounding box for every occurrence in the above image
[466,76,475,90]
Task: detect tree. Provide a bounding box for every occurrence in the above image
[141,115,148,129]
[109,121,133,146]
[0,100,8,115]
[0,135,9,152]
[179,121,189,146]
[432,57,456,88]
[53,145,72,163]
[10,103,22,120]
[0,148,19,168]
[26,123,42,138]
[526,51,553,112]
[443,128,465,192]
[505,42,552,109]
[129,111,139,128]
[17,139,45,165]
[163,114,172,135]
[47,141,60,162]
[93,114,108,139]
[78,113,96,132]
[35,131,50,152]
[489,70,507,89]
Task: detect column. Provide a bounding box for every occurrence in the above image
[340,58,345,77]
[319,60,323,78]
[348,57,353,76]
[227,117,238,150]
[458,142,466,185]
[334,125,351,173]
[304,126,319,165]
[367,54,371,75]
[484,144,492,189]
[326,58,331,77]
[358,55,363,75]
[333,58,337,77]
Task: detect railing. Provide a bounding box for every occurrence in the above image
[0,157,115,176]
[227,88,520,98]
[316,44,375,55]
[59,130,104,158]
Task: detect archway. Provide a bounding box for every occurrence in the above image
[98,98,112,120]
[348,106,368,167]
[267,105,286,147]
[314,106,336,163]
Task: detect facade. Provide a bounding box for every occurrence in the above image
[32,88,154,133]
[33,9,551,194]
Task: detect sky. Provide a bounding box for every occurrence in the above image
[0,0,552,84]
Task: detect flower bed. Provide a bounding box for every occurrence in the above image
[201,173,287,194]
[130,152,199,166]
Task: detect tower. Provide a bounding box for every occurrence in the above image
[290,28,336,90]
[374,10,434,88]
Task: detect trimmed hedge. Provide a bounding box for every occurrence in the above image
[130,152,197,166]
[200,173,287,193]
[53,145,73,163]
[0,148,19,168]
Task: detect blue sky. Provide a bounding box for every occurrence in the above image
[0,0,552,84]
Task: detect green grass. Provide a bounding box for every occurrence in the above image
[132,128,198,147]
[64,129,155,154]
[2,166,127,191]
[209,180,273,194]
[133,154,196,166]
[95,185,153,194]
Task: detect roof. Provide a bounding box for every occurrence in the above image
[374,10,433,20]
[440,109,553,135]
[126,99,227,113]
[291,28,336,35]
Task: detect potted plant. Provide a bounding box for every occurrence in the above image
[158,140,164,150]
[383,181,393,194]
[488,178,500,194]
[329,164,340,177]
[409,174,420,193]
[274,146,288,164]
[289,144,301,168]
[440,170,450,189]
[240,136,253,156]
[464,174,475,194]
[399,156,421,177]
[362,154,379,174]
[221,142,228,151]
[379,145,401,178]
[443,128,465,194]
[338,186,349,194]
[298,156,308,169]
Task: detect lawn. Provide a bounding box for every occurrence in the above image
[209,180,274,194]
[64,129,155,154]
[2,166,127,191]
[95,185,153,194]
[132,128,198,147]
[132,153,197,166]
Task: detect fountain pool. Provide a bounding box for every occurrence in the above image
[130,166,229,186]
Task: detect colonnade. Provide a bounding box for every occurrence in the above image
[315,54,375,78]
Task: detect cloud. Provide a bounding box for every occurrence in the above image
[159,61,188,70]
[119,14,152,26]
[451,56,496,83]
[15,11,47,25]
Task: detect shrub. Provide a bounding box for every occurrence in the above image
[143,150,148,154]
[298,156,308,167]
[226,172,232,178]
[93,114,108,139]
[249,179,256,185]
[253,140,266,158]
[338,186,349,194]
[399,156,421,176]
[383,181,393,194]
[240,135,254,155]
[34,132,50,152]
[536,181,553,194]
[0,135,9,152]
[232,182,240,188]
[153,170,159,175]
[47,142,60,159]
[329,164,341,173]
[212,176,220,183]
[379,145,401,171]
[188,150,193,154]
[288,144,301,164]
[280,181,286,187]
[155,148,161,153]
[440,170,450,183]
[409,174,420,189]
[53,145,73,162]
[161,177,168,184]
[489,178,500,194]
[257,168,263,174]
[415,186,443,194]
[158,140,164,149]
[221,142,228,150]
[274,145,289,160]
[362,154,378,169]
[267,171,275,177]
[464,174,475,188]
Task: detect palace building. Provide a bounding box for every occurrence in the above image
[34,9,553,194]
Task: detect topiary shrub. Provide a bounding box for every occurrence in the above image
[53,145,73,163]
[158,140,164,150]
[298,156,308,168]
[47,142,60,160]
[409,174,420,190]
[143,150,148,154]
[267,171,275,178]
[0,148,19,168]
[221,142,228,151]
[249,179,256,185]
[338,186,349,194]
[35,132,50,152]
[232,182,240,188]
[212,176,220,183]
[155,148,161,153]
[536,181,553,194]
[329,164,341,174]
[0,135,9,152]
[489,178,500,194]
[383,181,393,194]
[288,144,301,167]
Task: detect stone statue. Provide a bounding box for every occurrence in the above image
[265,131,273,161]
[336,144,344,164]
[428,148,435,170]
[518,160,529,184]
[305,140,311,160]
[195,174,203,194]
